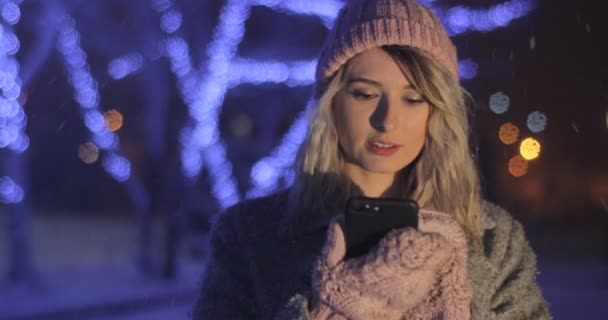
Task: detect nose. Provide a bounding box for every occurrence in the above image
[370,95,399,133]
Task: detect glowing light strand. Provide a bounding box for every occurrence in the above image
[0,0,26,204]
[252,0,343,28]
[107,52,144,80]
[150,0,239,208]
[228,58,317,87]
[56,15,131,182]
[0,0,28,153]
[441,0,536,35]
[0,176,23,204]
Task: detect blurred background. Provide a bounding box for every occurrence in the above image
[0,0,606,319]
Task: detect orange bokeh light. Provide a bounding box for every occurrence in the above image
[103,109,124,132]
[499,123,519,145]
[508,155,528,177]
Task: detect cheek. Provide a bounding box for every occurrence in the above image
[333,98,361,149]
[405,108,430,148]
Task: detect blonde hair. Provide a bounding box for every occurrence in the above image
[290,46,482,237]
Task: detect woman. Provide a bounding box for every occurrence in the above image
[193,0,551,319]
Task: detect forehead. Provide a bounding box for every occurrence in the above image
[346,47,411,86]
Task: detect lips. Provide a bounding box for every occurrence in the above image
[366,140,401,156]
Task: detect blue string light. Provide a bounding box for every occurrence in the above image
[0,0,27,154]
[247,104,309,198]
[253,0,343,28]
[228,58,316,87]
[160,9,182,34]
[56,14,131,182]
[442,0,536,35]
[0,176,24,204]
[108,52,144,80]
[1,1,20,25]
[0,0,26,204]
[459,58,479,80]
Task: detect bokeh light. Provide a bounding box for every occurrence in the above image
[78,142,100,164]
[458,58,478,79]
[527,111,547,133]
[520,137,541,160]
[508,155,528,177]
[103,109,123,132]
[108,52,144,80]
[0,176,24,203]
[489,91,510,114]
[1,2,21,25]
[161,9,182,34]
[499,122,520,145]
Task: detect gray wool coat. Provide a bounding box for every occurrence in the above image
[192,191,552,319]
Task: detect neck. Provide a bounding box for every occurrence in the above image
[344,164,400,198]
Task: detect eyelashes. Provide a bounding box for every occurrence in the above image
[349,90,425,105]
[351,90,377,101]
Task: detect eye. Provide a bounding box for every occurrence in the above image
[403,97,425,105]
[350,90,378,101]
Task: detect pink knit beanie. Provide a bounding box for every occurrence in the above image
[315,0,459,96]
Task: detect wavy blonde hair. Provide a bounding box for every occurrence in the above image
[290,46,482,237]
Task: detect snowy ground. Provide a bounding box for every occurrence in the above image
[1,213,607,319]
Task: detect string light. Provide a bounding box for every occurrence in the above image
[1,1,21,25]
[520,137,541,160]
[489,91,510,114]
[103,109,124,132]
[527,110,547,133]
[248,105,309,198]
[107,52,144,80]
[151,0,240,208]
[57,14,131,182]
[0,176,24,204]
[499,122,519,145]
[459,58,478,79]
[508,155,528,177]
[0,0,26,204]
[160,9,182,34]
[443,0,536,35]
[0,0,28,154]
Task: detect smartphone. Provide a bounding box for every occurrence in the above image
[344,196,419,259]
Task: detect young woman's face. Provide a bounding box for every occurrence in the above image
[333,47,430,178]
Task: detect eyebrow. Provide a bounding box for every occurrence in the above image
[346,76,414,90]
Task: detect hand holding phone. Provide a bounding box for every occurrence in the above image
[344,196,419,259]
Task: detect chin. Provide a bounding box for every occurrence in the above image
[362,162,408,175]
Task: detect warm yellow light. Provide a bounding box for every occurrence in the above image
[499,123,519,145]
[103,109,124,132]
[78,142,99,164]
[520,137,541,160]
[508,155,528,177]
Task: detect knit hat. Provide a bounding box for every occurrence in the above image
[315,0,458,96]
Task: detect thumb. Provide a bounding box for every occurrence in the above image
[320,219,346,268]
